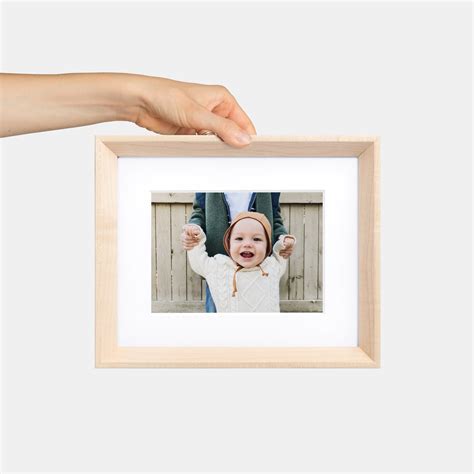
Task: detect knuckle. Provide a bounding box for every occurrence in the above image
[210,84,231,98]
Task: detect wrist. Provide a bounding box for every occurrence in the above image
[121,74,170,124]
[109,73,150,123]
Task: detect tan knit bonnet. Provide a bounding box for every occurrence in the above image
[223,211,272,258]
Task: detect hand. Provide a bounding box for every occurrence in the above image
[279,236,296,259]
[130,76,256,147]
[181,224,202,250]
[0,73,256,147]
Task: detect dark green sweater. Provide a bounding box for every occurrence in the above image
[188,192,287,257]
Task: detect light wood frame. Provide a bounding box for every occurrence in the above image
[96,135,380,368]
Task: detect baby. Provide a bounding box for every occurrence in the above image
[186,211,295,313]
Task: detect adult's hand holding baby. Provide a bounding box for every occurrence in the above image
[181,224,202,251]
[279,236,296,259]
[0,73,256,147]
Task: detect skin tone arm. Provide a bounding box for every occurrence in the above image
[0,72,256,147]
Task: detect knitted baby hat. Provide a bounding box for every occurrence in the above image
[223,211,272,258]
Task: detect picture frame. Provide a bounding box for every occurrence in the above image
[96,135,380,368]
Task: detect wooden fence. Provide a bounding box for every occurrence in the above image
[151,193,323,312]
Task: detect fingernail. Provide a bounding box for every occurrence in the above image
[235,131,251,145]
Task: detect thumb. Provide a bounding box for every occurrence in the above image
[193,106,252,148]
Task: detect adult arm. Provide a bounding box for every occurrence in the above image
[0,73,256,147]
[188,193,206,230]
[271,193,288,241]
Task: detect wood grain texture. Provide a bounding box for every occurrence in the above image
[279,204,290,300]
[170,204,187,301]
[155,204,171,300]
[97,346,377,368]
[318,202,324,302]
[151,192,324,204]
[151,205,156,301]
[304,205,319,300]
[95,139,118,366]
[95,136,380,368]
[98,135,376,158]
[358,138,381,366]
[289,204,305,300]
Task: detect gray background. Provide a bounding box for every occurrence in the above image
[1,1,472,472]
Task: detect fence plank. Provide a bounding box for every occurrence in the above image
[171,204,187,301]
[318,203,323,301]
[152,192,323,204]
[155,204,172,300]
[280,300,323,312]
[151,205,157,301]
[304,204,319,300]
[279,204,290,300]
[185,203,203,301]
[153,301,205,313]
[289,204,304,300]
[280,192,323,204]
[152,192,195,203]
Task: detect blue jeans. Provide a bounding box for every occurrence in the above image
[205,284,217,313]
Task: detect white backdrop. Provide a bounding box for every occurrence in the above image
[1,1,472,473]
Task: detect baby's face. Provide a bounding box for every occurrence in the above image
[229,218,268,268]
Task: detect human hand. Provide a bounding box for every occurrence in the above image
[279,236,296,259]
[0,73,256,143]
[181,224,202,250]
[129,75,256,148]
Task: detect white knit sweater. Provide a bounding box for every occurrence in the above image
[187,230,288,313]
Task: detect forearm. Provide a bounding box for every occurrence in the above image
[188,207,205,229]
[0,72,143,137]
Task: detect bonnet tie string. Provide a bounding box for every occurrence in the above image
[232,264,269,297]
[258,265,269,277]
[232,266,243,297]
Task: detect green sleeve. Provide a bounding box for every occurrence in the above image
[188,195,206,232]
[272,197,288,241]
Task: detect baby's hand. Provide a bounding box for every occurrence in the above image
[279,235,296,259]
[181,224,202,250]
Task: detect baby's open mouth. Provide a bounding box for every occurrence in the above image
[240,251,254,258]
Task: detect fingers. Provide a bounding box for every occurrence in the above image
[190,105,252,148]
[176,127,196,135]
[181,236,199,250]
[279,251,289,259]
[226,101,257,136]
[183,224,200,235]
[210,86,256,135]
[181,225,201,250]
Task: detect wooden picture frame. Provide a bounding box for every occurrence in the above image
[96,135,380,368]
